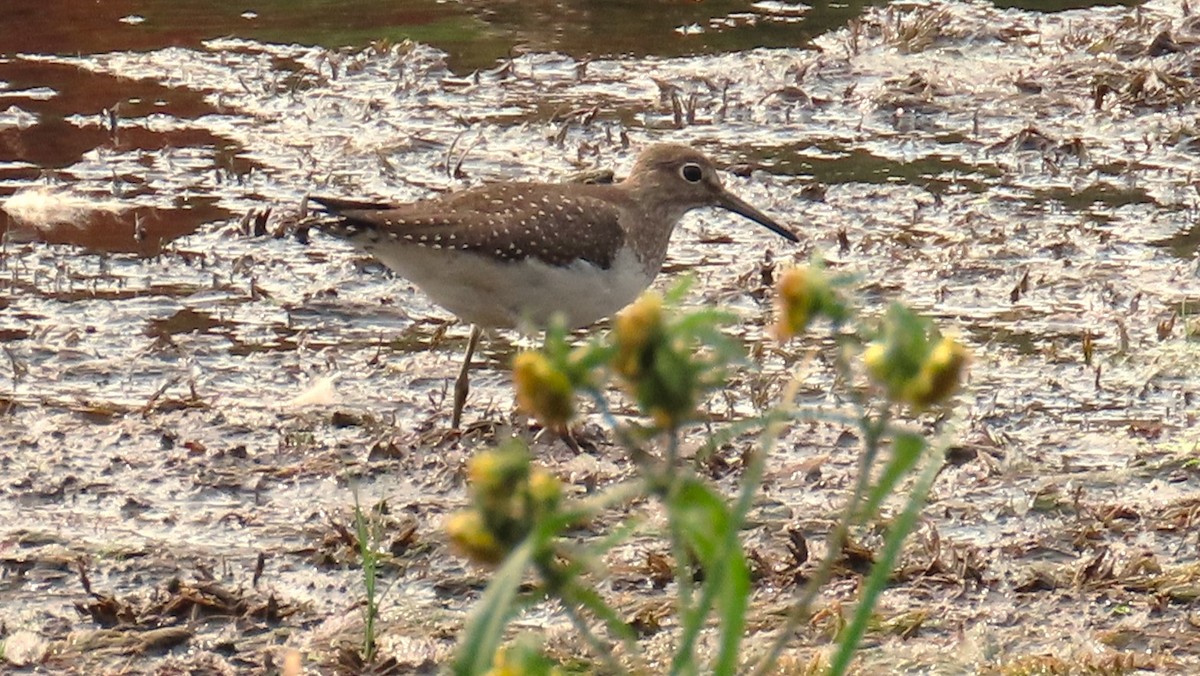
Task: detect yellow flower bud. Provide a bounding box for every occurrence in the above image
[904,337,969,409]
[485,643,562,676]
[862,341,890,382]
[484,646,519,676]
[467,451,501,488]
[614,293,663,379]
[446,510,506,565]
[468,446,528,491]
[512,351,575,429]
[774,267,817,340]
[527,468,562,511]
[650,406,684,430]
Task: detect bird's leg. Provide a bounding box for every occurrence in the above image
[452,324,483,429]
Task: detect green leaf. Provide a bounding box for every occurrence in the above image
[568,583,639,644]
[453,538,535,676]
[672,480,725,559]
[581,514,643,558]
[664,275,697,303]
[829,444,946,676]
[859,432,925,523]
[669,479,750,676]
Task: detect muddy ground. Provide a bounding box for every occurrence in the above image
[2,0,1200,673]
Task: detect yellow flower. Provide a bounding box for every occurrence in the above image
[862,341,891,383]
[774,267,817,340]
[484,646,517,676]
[527,468,562,511]
[468,445,529,495]
[485,642,564,676]
[614,293,663,380]
[512,351,575,429]
[446,510,506,565]
[649,406,681,430]
[903,336,969,409]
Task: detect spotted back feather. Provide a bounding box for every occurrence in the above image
[310,183,631,270]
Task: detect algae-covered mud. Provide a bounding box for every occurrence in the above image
[2,0,1199,672]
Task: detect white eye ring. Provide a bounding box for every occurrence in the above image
[679,163,704,183]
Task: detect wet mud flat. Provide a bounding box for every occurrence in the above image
[2,0,1200,672]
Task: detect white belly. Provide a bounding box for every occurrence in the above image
[367,245,654,330]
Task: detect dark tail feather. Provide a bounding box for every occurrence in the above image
[302,195,394,244]
[308,195,395,214]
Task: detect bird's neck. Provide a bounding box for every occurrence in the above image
[619,181,688,277]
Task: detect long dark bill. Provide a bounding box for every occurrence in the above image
[716,190,799,243]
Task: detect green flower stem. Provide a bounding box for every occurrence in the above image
[350,486,379,664]
[749,408,891,676]
[673,422,779,676]
[828,441,946,675]
[666,484,696,636]
[540,561,626,675]
[586,387,653,467]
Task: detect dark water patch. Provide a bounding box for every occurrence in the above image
[1030,183,1158,212]
[0,60,217,124]
[993,0,1143,9]
[0,0,881,74]
[2,200,228,255]
[753,144,998,193]
[962,324,1069,356]
[0,116,112,175]
[1150,222,1200,259]
[458,0,860,67]
[145,308,225,338]
[0,328,30,342]
[0,60,221,170]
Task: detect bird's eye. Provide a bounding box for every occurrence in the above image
[679,163,703,183]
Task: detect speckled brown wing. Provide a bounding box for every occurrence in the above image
[310,184,629,269]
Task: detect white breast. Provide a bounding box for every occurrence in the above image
[367,244,654,330]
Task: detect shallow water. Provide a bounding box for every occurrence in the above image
[2,0,1199,672]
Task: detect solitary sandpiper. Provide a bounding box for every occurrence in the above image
[310,143,798,428]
